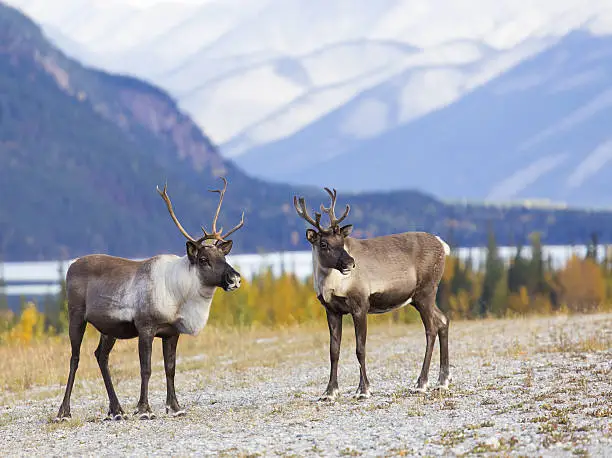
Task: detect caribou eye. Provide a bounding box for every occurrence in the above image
[198,257,210,267]
[320,241,328,249]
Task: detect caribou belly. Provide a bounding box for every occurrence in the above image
[368,291,413,314]
[86,314,139,339]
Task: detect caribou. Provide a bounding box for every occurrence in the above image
[55,177,245,422]
[294,188,451,400]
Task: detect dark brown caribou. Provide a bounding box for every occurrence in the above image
[55,177,244,421]
[294,188,451,400]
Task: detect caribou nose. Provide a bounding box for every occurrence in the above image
[226,271,241,290]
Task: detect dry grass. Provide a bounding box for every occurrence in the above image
[0,323,322,399]
[0,319,415,403]
[1,312,610,405]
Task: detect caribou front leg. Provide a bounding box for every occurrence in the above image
[162,334,185,417]
[320,307,342,401]
[135,330,155,419]
[352,310,371,399]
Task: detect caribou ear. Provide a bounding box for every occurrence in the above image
[217,239,233,256]
[306,229,318,244]
[340,224,353,237]
[186,241,199,264]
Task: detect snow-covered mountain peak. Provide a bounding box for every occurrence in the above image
[5,0,612,205]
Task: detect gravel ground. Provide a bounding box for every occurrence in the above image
[1,313,611,457]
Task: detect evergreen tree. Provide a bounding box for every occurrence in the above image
[42,294,57,331]
[477,228,504,317]
[508,243,531,294]
[528,232,546,295]
[586,232,599,261]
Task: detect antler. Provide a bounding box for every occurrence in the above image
[157,182,197,242]
[158,177,245,244]
[200,177,245,242]
[293,196,324,231]
[293,187,350,233]
[319,187,350,227]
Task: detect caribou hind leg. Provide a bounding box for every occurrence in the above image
[162,334,185,417]
[55,308,86,422]
[95,334,126,420]
[436,307,451,389]
[412,288,440,393]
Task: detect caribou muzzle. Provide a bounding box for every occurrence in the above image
[337,253,356,275]
[223,266,241,291]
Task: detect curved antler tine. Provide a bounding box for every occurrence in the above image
[221,211,245,239]
[197,176,245,243]
[294,195,322,230]
[319,186,350,228]
[207,176,229,236]
[293,196,303,215]
[321,187,337,212]
[219,175,228,189]
[336,203,350,224]
[323,187,335,200]
[156,182,196,242]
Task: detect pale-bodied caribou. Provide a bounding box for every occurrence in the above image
[55,177,245,421]
[294,188,451,400]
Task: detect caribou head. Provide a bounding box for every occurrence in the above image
[294,187,355,275]
[157,177,244,291]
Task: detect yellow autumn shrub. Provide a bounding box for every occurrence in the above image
[8,302,45,344]
[558,255,606,313]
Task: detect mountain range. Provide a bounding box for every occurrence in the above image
[5,0,612,206]
[3,1,612,263]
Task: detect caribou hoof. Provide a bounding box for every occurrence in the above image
[53,416,71,423]
[353,391,371,400]
[136,411,156,420]
[318,388,339,402]
[410,383,429,394]
[166,407,186,417]
[104,413,127,421]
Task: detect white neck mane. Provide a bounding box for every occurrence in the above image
[150,255,216,335]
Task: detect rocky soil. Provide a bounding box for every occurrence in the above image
[1,313,611,457]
